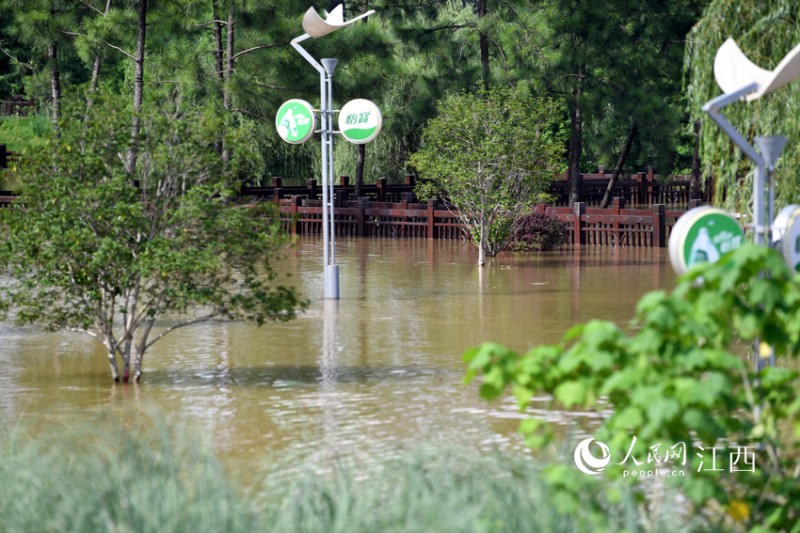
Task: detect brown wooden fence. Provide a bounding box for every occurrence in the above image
[276,195,699,248]
[542,197,699,247]
[278,197,467,240]
[1,97,36,116]
[241,169,707,208]
[548,167,709,207]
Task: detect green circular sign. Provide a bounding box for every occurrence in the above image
[338,99,382,144]
[275,99,316,144]
[774,205,800,272]
[669,206,744,275]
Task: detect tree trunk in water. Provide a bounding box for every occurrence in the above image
[568,64,584,206]
[477,0,490,86]
[478,218,486,266]
[125,0,147,175]
[212,0,224,155]
[48,41,61,132]
[133,347,144,383]
[600,122,638,208]
[690,120,702,200]
[355,143,365,200]
[106,345,120,382]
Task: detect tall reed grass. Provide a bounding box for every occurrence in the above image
[0,420,699,532]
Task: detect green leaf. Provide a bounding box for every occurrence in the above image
[555,380,587,407]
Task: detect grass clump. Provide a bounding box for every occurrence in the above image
[0,420,259,533]
[0,420,699,532]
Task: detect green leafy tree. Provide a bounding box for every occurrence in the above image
[465,243,800,529]
[541,0,706,205]
[411,87,561,266]
[686,1,800,212]
[0,97,305,383]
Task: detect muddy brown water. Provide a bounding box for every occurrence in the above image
[0,238,676,478]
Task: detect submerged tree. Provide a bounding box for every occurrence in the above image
[411,87,561,266]
[0,97,305,382]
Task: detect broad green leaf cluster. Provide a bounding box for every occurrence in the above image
[466,244,800,530]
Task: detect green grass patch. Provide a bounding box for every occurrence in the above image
[0,114,50,153]
[0,418,701,532]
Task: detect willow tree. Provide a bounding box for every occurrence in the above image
[411,87,561,266]
[0,97,304,383]
[686,1,800,213]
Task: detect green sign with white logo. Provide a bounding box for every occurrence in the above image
[276,99,316,144]
[338,99,382,144]
[774,205,800,272]
[669,206,745,275]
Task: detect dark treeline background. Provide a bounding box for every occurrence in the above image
[0,0,708,198]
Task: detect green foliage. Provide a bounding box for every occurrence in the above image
[0,113,50,153]
[542,0,705,179]
[411,86,561,264]
[465,243,800,529]
[0,95,305,381]
[0,420,260,533]
[686,1,800,212]
[0,420,698,533]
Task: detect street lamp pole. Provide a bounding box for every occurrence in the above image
[703,38,800,373]
[290,36,340,299]
[289,6,375,300]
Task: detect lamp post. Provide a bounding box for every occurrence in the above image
[289,5,375,300]
[703,38,800,372]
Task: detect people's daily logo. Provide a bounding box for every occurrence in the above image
[573,438,611,475]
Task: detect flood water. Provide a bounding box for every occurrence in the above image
[0,238,676,478]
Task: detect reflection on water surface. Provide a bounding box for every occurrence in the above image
[0,238,675,476]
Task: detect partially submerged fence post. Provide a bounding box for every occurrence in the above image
[307,179,318,200]
[377,177,387,202]
[636,171,648,205]
[653,204,666,247]
[272,176,283,202]
[289,195,301,236]
[358,196,369,237]
[427,199,436,239]
[573,202,586,245]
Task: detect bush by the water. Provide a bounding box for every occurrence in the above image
[506,210,568,252]
[0,420,698,532]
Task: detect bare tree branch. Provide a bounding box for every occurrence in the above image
[231,41,289,62]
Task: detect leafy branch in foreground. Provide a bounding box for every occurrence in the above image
[0,96,306,382]
[466,244,800,531]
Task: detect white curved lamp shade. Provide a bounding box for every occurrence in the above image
[302,5,375,38]
[714,37,800,101]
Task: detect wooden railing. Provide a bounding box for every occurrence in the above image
[274,195,700,248]
[548,167,709,208]
[542,198,700,247]
[1,97,36,116]
[243,170,706,209]
[242,175,417,205]
[277,197,467,240]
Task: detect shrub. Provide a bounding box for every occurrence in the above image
[465,244,800,530]
[506,210,568,252]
